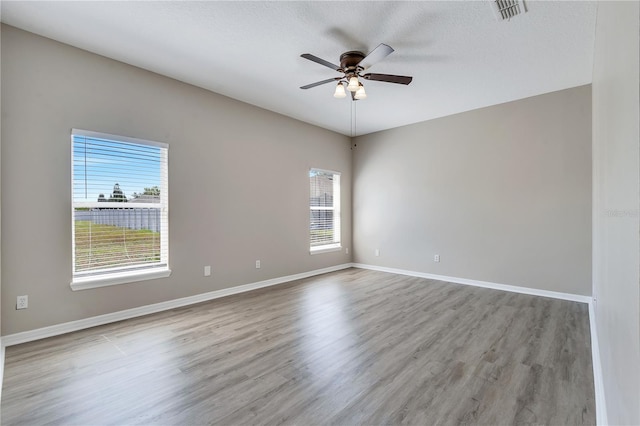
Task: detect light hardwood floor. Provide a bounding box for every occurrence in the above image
[1,268,595,425]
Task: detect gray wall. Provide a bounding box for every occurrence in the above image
[592,1,640,424]
[1,25,352,335]
[353,86,592,296]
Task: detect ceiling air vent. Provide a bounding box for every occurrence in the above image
[491,0,526,21]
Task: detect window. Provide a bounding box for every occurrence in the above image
[71,129,169,290]
[309,169,341,253]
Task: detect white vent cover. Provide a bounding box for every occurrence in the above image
[491,0,526,21]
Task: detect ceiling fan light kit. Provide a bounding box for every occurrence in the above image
[300,43,413,101]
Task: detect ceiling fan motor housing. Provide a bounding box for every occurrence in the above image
[339,51,366,74]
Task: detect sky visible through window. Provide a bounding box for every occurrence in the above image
[72,135,161,203]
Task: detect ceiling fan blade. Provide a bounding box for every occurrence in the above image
[362,73,413,85]
[300,77,341,90]
[300,54,340,71]
[358,43,394,70]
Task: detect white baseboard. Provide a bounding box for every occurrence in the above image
[589,301,608,426]
[2,263,592,347]
[1,263,353,347]
[352,263,592,303]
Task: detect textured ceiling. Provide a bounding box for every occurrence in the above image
[1,1,597,136]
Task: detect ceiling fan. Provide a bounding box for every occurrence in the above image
[300,43,413,100]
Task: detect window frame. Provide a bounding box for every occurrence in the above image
[70,129,170,290]
[309,168,342,254]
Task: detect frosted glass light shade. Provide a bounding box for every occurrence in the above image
[333,83,347,98]
[347,76,359,92]
[354,84,367,100]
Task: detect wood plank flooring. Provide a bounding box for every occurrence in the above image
[1,268,595,425]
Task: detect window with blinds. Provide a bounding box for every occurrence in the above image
[72,129,169,284]
[309,169,341,252]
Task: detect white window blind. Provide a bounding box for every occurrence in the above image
[309,169,341,251]
[72,129,169,279]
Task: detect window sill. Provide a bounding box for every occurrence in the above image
[310,244,342,255]
[71,268,172,291]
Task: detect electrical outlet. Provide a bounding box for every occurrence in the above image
[375,249,380,257]
[345,248,349,254]
[434,254,440,262]
[17,295,28,310]
[204,266,211,277]
[256,260,261,269]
